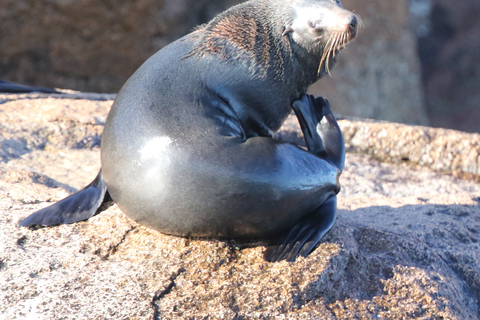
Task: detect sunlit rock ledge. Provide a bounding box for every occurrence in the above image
[1,93,479,319]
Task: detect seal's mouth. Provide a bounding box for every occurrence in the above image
[318,13,360,76]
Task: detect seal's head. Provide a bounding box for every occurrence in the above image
[188,0,359,88]
[284,0,359,76]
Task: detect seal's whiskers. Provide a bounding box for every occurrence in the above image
[318,30,353,76]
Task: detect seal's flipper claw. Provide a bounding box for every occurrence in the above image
[264,195,337,262]
[20,170,112,227]
[264,223,299,260]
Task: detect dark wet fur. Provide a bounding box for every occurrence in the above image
[264,196,337,262]
[265,96,344,262]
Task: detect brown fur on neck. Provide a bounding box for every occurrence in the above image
[186,0,296,81]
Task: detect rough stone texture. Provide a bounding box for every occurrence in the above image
[281,115,480,181]
[341,119,480,180]
[0,0,428,126]
[410,0,480,133]
[1,93,480,319]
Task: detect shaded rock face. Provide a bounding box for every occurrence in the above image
[0,0,428,126]
[410,0,480,133]
[309,0,428,126]
[2,93,480,319]
[0,0,240,92]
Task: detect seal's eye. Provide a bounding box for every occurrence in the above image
[309,20,323,32]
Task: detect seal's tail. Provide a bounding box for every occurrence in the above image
[20,170,112,227]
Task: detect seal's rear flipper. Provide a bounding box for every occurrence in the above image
[264,195,337,262]
[292,95,345,172]
[20,170,113,227]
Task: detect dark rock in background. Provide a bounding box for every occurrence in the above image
[0,0,240,92]
[0,0,432,127]
[311,0,428,125]
[0,0,478,127]
[409,0,480,133]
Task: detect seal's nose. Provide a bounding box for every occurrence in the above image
[342,13,358,38]
[346,15,358,30]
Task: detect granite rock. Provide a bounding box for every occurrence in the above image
[1,93,479,319]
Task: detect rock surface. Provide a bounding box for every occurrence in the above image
[1,93,480,319]
[0,0,428,125]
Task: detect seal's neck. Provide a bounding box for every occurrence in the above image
[187,0,319,93]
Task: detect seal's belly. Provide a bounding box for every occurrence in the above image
[102,131,339,238]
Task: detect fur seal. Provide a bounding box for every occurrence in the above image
[20,0,358,262]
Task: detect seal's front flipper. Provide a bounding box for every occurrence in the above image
[20,170,113,227]
[264,195,337,262]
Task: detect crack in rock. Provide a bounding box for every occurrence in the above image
[151,268,186,319]
[101,225,135,260]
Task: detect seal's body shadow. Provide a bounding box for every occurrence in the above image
[293,201,480,314]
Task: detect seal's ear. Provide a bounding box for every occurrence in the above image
[282,25,294,36]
